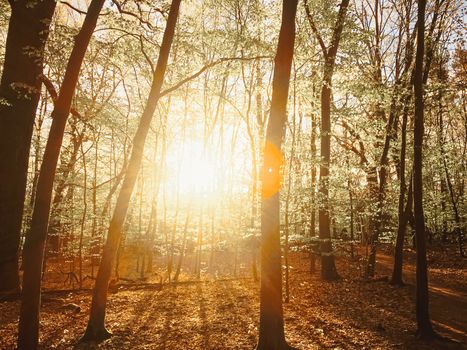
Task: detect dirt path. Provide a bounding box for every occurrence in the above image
[374,250,467,344]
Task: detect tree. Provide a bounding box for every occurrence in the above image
[413,0,436,340]
[304,0,350,280]
[81,0,182,341]
[256,0,298,348]
[18,0,106,348]
[0,0,56,300]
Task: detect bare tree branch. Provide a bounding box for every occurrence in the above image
[111,0,166,29]
[160,56,272,98]
[60,1,110,16]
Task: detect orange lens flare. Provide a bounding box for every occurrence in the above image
[261,141,284,198]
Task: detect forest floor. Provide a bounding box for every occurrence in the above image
[0,244,466,349]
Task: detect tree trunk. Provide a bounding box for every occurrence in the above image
[390,91,411,286]
[319,75,339,280]
[439,105,465,257]
[91,130,101,277]
[0,0,56,301]
[284,104,298,303]
[209,208,215,276]
[366,103,398,278]
[305,0,350,280]
[78,141,88,289]
[81,0,181,341]
[47,123,84,257]
[195,207,203,279]
[391,175,412,286]
[174,213,190,282]
[18,1,104,348]
[413,0,436,339]
[256,0,297,348]
[310,113,317,238]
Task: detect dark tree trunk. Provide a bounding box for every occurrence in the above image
[391,175,413,286]
[366,104,398,278]
[304,0,349,280]
[310,113,317,238]
[284,109,297,303]
[309,113,317,271]
[439,104,465,257]
[78,141,88,289]
[81,0,181,341]
[91,130,101,276]
[319,78,340,280]
[256,0,297,348]
[18,1,105,348]
[367,0,443,279]
[413,0,436,340]
[391,93,411,286]
[0,0,56,301]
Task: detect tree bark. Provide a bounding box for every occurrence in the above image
[413,0,436,340]
[439,101,465,257]
[81,0,182,341]
[256,0,297,348]
[0,0,56,301]
[391,174,412,286]
[310,113,317,239]
[306,0,350,280]
[18,1,105,348]
[391,89,412,286]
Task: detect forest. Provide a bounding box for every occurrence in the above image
[0,0,465,349]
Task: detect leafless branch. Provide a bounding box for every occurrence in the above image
[160,56,272,98]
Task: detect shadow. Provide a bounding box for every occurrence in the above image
[196,283,210,348]
[375,254,467,344]
[0,299,20,326]
[284,252,466,350]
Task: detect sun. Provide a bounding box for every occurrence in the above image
[166,140,219,195]
[178,154,217,193]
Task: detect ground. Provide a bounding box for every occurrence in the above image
[0,244,465,349]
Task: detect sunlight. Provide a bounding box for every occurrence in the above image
[3,0,464,347]
[166,140,219,195]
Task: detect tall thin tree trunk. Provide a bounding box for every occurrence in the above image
[195,206,203,279]
[305,0,350,280]
[392,176,413,286]
[91,130,101,277]
[0,0,56,300]
[29,92,48,213]
[391,96,411,286]
[18,1,104,348]
[284,104,297,303]
[174,212,190,282]
[82,0,181,341]
[79,140,88,289]
[209,207,216,275]
[256,0,297,348]
[413,0,436,339]
[318,77,339,279]
[47,121,85,255]
[309,113,317,271]
[439,105,465,257]
[310,113,317,238]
